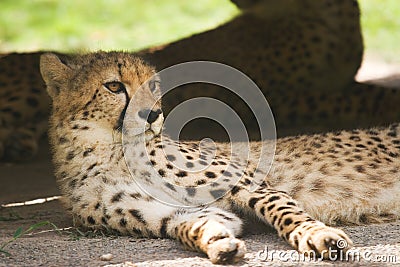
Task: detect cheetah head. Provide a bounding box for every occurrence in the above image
[40,52,163,143]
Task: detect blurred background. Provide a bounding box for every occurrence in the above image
[0,0,399,65]
[0,0,238,53]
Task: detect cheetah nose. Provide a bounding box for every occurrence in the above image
[138,109,162,124]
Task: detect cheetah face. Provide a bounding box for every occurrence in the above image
[40,52,163,142]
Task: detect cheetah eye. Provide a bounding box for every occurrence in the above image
[104,81,125,93]
[148,79,160,93]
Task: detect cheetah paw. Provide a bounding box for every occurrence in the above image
[207,237,246,264]
[298,226,353,259]
[194,220,246,264]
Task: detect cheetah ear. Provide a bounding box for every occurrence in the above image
[40,53,72,99]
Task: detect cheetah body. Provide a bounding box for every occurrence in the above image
[40,52,400,263]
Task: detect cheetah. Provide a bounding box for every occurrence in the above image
[40,51,400,264]
[1,0,400,161]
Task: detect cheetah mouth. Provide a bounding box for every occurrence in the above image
[119,113,164,140]
[144,126,161,142]
[145,114,164,137]
[145,128,160,136]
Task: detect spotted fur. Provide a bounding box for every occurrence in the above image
[1,0,400,161]
[40,52,399,264]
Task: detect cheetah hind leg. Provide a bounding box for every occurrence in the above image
[232,188,353,259]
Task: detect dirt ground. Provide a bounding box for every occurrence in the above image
[1,56,400,266]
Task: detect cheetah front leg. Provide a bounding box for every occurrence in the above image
[170,207,246,263]
[77,199,246,264]
[230,187,353,258]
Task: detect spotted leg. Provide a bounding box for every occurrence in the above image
[230,187,353,258]
[74,193,245,264]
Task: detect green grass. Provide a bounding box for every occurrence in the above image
[0,220,115,256]
[0,0,238,53]
[0,221,60,256]
[0,1,398,60]
[359,0,400,62]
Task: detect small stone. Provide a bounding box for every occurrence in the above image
[100,253,113,261]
